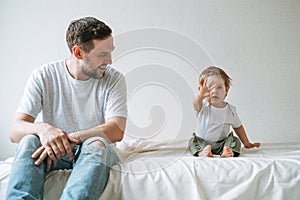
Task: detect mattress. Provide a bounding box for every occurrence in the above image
[1,139,300,200]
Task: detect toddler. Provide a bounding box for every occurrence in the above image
[189,66,260,157]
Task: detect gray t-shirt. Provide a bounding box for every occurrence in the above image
[17,60,127,134]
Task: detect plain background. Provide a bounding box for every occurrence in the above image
[1,0,299,160]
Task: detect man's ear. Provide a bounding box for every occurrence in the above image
[72,45,84,59]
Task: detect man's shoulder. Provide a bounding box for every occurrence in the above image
[33,60,65,77]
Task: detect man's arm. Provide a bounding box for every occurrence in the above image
[33,116,126,169]
[69,116,127,143]
[10,113,77,162]
[9,113,37,143]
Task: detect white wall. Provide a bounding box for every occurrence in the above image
[1,0,299,160]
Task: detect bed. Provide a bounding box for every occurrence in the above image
[1,139,300,200]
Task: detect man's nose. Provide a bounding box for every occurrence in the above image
[107,57,112,64]
[106,54,112,64]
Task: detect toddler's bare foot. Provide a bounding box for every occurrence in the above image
[221,146,234,158]
[198,145,214,157]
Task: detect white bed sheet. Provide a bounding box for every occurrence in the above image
[1,140,300,200]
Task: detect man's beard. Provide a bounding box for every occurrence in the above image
[81,59,107,79]
[82,65,106,79]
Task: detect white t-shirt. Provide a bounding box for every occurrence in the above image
[196,99,241,143]
[17,60,127,134]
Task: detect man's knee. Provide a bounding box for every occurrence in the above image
[87,139,106,148]
[82,137,108,154]
[80,137,119,166]
[79,137,109,163]
[15,135,41,158]
[19,135,40,148]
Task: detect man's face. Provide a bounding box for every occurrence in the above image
[81,36,115,79]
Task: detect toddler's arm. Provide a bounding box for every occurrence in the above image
[193,79,211,112]
[234,125,261,148]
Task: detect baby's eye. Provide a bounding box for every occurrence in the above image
[217,86,223,89]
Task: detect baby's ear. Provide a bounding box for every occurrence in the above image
[197,81,203,90]
[199,80,203,87]
[226,87,230,93]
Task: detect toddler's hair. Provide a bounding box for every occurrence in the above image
[199,66,232,89]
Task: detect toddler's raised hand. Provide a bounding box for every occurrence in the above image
[198,79,212,102]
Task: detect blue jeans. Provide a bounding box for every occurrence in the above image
[6,135,119,200]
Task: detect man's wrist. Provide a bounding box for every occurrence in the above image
[35,122,49,137]
[76,131,82,143]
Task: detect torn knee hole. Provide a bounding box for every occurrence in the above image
[87,140,106,148]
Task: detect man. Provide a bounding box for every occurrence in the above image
[6,16,127,200]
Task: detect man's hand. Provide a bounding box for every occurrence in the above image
[32,124,78,170]
[32,137,78,171]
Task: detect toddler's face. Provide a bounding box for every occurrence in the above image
[206,75,228,107]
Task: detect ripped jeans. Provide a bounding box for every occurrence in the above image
[6,135,119,200]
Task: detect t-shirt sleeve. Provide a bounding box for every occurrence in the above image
[104,73,128,121]
[17,69,43,119]
[229,104,242,128]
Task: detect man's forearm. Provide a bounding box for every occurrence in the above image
[9,113,45,143]
[73,117,126,143]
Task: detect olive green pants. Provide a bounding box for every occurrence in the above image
[188,132,241,157]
